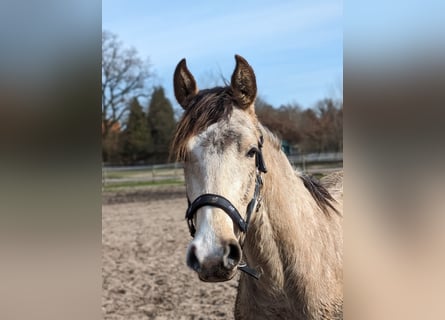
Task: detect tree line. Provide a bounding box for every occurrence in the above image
[102,31,342,165]
[255,97,342,154]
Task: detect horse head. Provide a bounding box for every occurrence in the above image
[172,55,265,282]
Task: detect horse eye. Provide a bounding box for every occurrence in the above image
[246,147,257,158]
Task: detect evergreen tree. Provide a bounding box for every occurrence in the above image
[147,86,176,163]
[120,98,152,164]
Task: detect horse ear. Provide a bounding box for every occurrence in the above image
[230,55,257,110]
[174,58,198,109]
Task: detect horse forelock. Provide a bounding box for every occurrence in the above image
[171,86,247,161]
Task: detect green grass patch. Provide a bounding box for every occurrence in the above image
[103,179,184,191]
[103,173,127,179]
[309,173,325,180]
[103,169,183,180]
[103,170,156,179]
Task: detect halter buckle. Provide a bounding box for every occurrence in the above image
[238,262,261,280]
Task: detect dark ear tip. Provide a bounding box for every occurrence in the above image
[174,59,188,79]
[234,54,247,64]
[176,58,187,70]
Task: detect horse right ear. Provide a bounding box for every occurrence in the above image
[173,58,198,109]
[231,55,257,110]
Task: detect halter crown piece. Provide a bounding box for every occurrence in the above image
[185,136,267,279]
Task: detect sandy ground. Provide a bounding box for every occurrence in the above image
[102,186,238,320]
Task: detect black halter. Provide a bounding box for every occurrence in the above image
[185,136,267,279]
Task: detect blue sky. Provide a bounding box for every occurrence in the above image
[102,0,342,110]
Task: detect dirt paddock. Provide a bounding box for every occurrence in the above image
[102,186,238,320]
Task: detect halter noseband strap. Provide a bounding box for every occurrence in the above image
[186,193,247,237]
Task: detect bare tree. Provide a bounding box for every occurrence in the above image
[102,30,152,140]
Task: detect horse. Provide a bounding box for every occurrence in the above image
[171,55,343,320]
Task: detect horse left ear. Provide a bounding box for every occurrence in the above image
[231,55,257,110]
[174,58,198,109]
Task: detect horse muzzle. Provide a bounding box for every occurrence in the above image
[186,239,241,282]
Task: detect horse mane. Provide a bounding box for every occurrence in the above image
[258,124,282,151]
[171,87,236,161]
[301,174,339,215]
[259,125,339,216]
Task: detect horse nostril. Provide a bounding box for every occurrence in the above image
[223,241,242,270]
[187,244,201,272]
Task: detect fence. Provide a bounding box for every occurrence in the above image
[102,153,343,189]
[102,163,184,189]
[288,152,343,173]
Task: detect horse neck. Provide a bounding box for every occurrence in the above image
[243,134,342,313]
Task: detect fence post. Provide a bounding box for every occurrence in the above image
[302,154,306,172]
[174,162,178,180]
[102,164,105,191]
